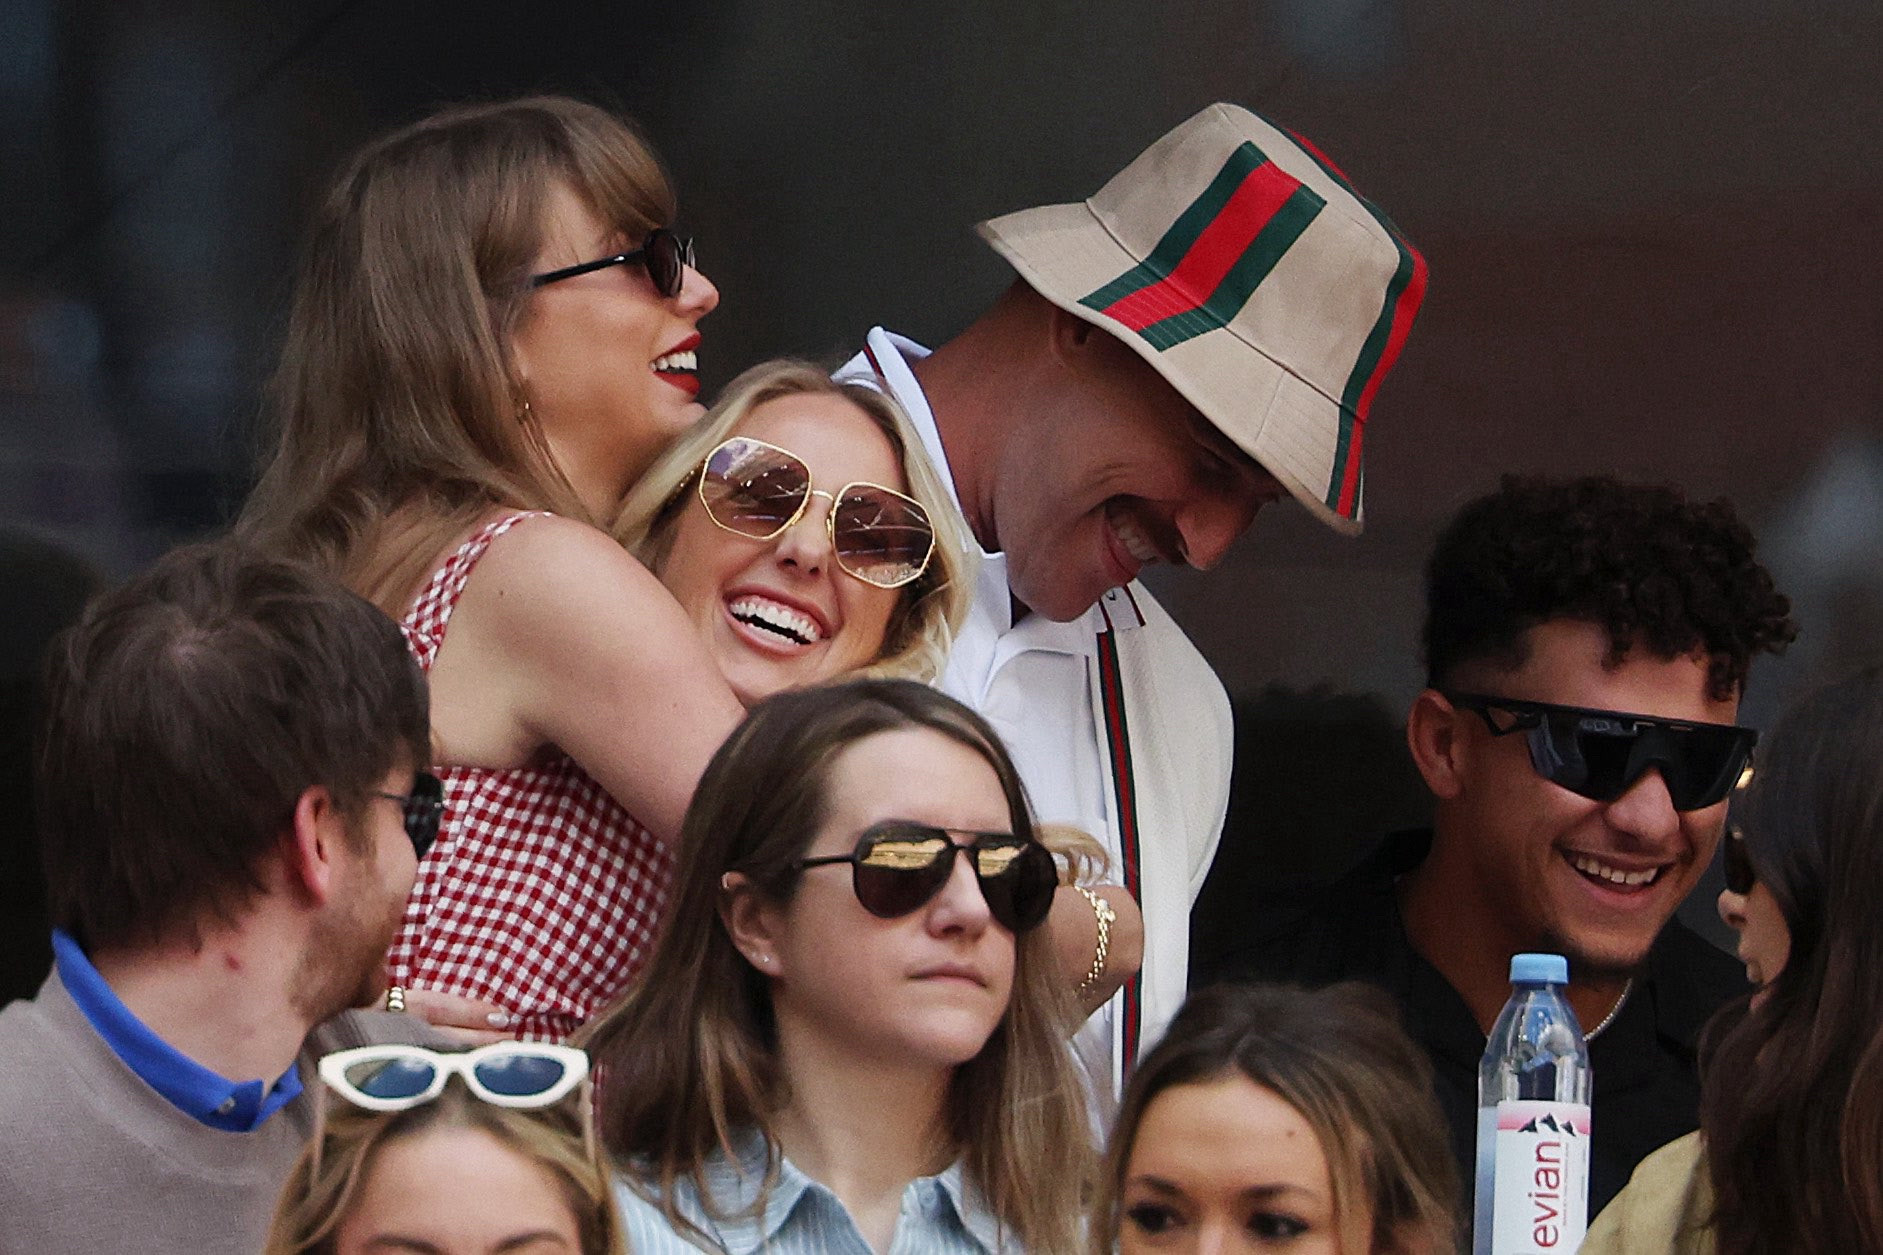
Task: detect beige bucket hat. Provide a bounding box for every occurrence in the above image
[978,102,1427,534]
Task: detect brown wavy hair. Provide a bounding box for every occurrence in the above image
[1096,983,1459,1255]
[1699,666,1883,1253]
[580,678,1092,1252]
[238,95,675,614]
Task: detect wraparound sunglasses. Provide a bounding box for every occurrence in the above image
[1447,692,1756,812]
[697,436,935,589]
[795,821,1057,933]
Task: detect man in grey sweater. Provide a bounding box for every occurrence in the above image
[0,541,436,1254]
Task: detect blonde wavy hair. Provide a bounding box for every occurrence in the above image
[263,1082,624,1255]
[580,678,1094,1253]
[613,359,970,684]
[239,95,677,615]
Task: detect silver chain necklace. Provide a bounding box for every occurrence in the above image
[1584,978,1634,1041]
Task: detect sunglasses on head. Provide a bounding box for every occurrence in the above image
[1721,824,1757,896]
[1446,693,1756,812]
[318,1043,589,1112]
[697,435,935,589]
[529,227,695,298]
[375,771,445,860]
[794,821,1057,933]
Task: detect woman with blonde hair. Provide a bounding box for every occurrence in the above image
[614,358,971,701]
[265,1043,622,1255]
[241,99,1133,1042]
[584,678,1095,1253]
[1097,982,1458,1254]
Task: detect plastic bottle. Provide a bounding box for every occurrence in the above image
[1473,952,1592,1254]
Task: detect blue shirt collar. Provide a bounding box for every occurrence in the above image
[683,1128,1002,1254]
[52,929,303,1131]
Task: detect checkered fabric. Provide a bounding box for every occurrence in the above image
[386,513,674,1042]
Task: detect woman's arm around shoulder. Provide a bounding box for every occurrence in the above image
[430,512,744,844]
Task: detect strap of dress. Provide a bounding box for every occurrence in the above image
[400,512,550,670]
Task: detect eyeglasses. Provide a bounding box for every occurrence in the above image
[318,1043,589,1112]
[1721,824,1756,895]
[696,436,935,589]
[375,771,445,860]
[1446,693,1757,812]
[795,821,1057,933]
[529,227,696,298]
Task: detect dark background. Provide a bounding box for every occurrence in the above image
[4,0,1881,987]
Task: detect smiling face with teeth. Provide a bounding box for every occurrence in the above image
[1413,620,1741,981]
[653,393,908,706]
[956,309,1283,622]
[510,181,719,516]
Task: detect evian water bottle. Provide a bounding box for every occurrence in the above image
[1474,953,1591,1254]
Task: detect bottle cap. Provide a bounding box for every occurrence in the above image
[1510,952,1570,985]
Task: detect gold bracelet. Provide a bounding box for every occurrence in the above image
[1074,887,1116,995]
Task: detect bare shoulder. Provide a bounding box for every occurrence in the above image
[454,513,673,645]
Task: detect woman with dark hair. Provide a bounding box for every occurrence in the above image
[583,678,1094,1252]
[1584,665,1883,1254]
[1095,983,1457,1254]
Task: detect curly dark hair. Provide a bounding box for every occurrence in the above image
[1423,475,1795,700]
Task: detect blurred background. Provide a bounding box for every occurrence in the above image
[3,0,1879,983]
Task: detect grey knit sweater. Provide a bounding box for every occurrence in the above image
[0,971,420,1254]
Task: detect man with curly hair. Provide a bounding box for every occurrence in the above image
[1194,474,1796,1217]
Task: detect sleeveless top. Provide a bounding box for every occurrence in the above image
[386,512,674,1041]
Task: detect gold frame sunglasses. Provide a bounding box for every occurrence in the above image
[695,435,935,589]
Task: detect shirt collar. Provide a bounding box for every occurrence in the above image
[861,327,1135,650]
[695,1128,998,1254]
[52,929,303,1131]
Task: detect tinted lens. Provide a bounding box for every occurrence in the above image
[642,228,686,297]
[1721,825,1756,895]
[341,1055,437,1101]
[1531,711,1631,800]
[853,829,953,918]
[700,440,810,539]
[832,488,934,588]
[972,839,1056,933]
[1662,726,1754,810]
[405,772,444,860]
[1531,715,1752,811]
[473,1051,570,1098]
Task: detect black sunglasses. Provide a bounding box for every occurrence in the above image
[1721,824,1757,896]
[1446,693,1756,812]
[375,771,445,860]
[795,822,1057,934]
[528,227,695,298]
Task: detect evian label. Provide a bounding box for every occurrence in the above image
[1489,1100,1589,1252]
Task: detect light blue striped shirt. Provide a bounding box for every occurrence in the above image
[613,1129,1018,1253]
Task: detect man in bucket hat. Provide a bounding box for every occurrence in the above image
[841,102,1428,1094]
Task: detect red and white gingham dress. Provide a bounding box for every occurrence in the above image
[385,512,674,1042]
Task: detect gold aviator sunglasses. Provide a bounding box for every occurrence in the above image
[695,435,935,589]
